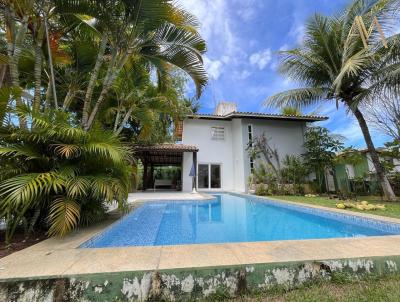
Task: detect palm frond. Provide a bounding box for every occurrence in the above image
[66,176,91,199]
[265,87,329,109]
[0,172,64,209]
[143,23,208,97]
[333,49,372,92]
[0,145,42,160]
[48,197,80,237]
[51,144,82,159]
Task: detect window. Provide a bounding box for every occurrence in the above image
[210,165,221,188]
[211,127,225,140]
[247,124,253,146]
[197,164,222,189]
[198,164,209,189]
[250,158,255,173]
[248,124,254,172]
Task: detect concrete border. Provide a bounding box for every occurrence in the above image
[2,256,400,301]
[248,193,400,224]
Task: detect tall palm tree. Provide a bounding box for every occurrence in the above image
[56,0,207,130]
[266,0,399,201]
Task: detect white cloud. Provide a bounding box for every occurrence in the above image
[238,7,256,22]
[178,0,239,58]
[279,44,290,51]
[234,70,251,80]
[249,49,272,70]
[331,119,364,145]
[289,24,306,45]
[204,56,223,80]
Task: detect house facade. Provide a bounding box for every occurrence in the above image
[180,102,327,192]
[333,148,400,194]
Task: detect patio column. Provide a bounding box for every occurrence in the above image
[143,160,148,191]
[150,164,154,190]
[193,152,197,191]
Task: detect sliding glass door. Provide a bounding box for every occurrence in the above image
[197,164,221,189]
[198,164,209,189]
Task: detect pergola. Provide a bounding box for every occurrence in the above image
[133,143,198,191]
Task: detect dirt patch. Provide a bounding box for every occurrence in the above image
[0,230,47,259]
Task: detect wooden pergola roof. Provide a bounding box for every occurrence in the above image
[133,144,198,165]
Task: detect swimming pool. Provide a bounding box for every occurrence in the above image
[80,193,400,248]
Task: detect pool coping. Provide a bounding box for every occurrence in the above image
[2,192,400,282]
[253,193,400,224]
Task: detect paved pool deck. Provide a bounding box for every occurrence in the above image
[2,192,400,281]
[127,191,213,203]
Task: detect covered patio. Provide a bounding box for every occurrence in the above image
[133,143,198,191]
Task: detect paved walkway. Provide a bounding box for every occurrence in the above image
[127,191,213,203]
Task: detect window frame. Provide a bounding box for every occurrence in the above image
[247,124,253,146]
[248,124,255,172]
[197,163,222,190]
[211,126,225,141]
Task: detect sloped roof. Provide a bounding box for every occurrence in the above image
[133,143,198,153]
[187,111,327,122]
[133,144,198,165]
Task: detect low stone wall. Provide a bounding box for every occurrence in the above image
[1,256,399,301]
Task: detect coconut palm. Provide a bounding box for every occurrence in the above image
[266,0,399,200]
[0,109,131,244]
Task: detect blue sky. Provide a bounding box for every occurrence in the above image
[179,0,390,148]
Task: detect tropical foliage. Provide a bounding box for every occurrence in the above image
[281,155,309,185]
[265,0,400,200]
[0,110,132,244]
[0,0,207,243]
[303,126,344,192]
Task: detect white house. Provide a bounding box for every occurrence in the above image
[180,102,327,192]
[134,102,326,193]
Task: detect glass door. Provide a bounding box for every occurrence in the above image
[198,164,209,189]
[210,164,221,188]
[197,164,221,189]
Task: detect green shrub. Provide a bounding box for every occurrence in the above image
[255,184,269,196]
[0,110,132,244]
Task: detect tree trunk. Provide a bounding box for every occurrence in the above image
[114,108,121,132]
[82,34,108,128]
[44,14,58,109]
[33,40,43,112]
[45,80,52,108]
[115,105,135,135]
[352,107,397,201]
[85,52,130,131]
[0,65,7,88]
[6,9,28,128]
[62,88,75,110]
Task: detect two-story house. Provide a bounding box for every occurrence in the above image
[180,102,326,192]
[134,102,326,192]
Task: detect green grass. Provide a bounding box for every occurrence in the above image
[267,195,400,219]
[230,274,400,302]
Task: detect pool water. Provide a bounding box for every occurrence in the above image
[81,193,400,248]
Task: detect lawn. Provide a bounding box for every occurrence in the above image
[268,195,400,219]
[230,274,400,302]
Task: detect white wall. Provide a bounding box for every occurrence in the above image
[182,119,235,191]
[232,119,246,192]
[393,159,400,172]
[182,152,194,192]
[241,119,307,191]
[182,118,309,193]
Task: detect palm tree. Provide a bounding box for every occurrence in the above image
[0,109,131,244]
[56,0,207,130]
[281,107,302,116]
[266,0,399,201]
